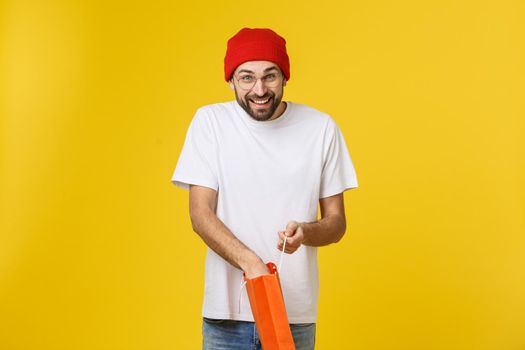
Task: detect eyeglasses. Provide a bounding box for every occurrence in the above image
[234,72,283,91]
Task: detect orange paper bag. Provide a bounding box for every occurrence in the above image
[244,262,296,350]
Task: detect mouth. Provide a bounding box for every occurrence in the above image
[249,96,272,109]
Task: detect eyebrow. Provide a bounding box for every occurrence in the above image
[236,66,279,74]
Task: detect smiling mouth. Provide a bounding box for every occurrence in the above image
[249,96,272,108]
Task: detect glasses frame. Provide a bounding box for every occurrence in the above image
[233,71,284,91]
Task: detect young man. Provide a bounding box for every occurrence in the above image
[171,27,358,350]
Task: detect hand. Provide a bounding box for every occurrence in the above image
[243,257,270,279]
[277,220,305,254]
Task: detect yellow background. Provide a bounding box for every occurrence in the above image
[1,0,524,349]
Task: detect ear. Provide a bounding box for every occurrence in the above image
[283,78,287,87]
[228,79,235,90]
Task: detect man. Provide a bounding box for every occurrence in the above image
[171,27,358,350]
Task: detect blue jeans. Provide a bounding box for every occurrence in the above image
[202,317,316,350]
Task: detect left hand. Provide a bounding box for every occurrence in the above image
[277,220,305,254]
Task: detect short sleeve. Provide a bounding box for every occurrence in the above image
[170,108,219,191]
[319,119,358,198]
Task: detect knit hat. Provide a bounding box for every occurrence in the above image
[224,28,290,82]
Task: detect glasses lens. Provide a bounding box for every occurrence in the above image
[265,78,279,88]
[237,73,282,90]
[238,76,255,90]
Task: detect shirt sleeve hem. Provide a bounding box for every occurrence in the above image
[319,183,358,199]
[171,176,218,192]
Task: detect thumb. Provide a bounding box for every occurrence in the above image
[285,221,299,236]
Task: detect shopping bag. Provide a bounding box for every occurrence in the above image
[244,262,296,350]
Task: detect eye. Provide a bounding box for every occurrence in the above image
[264,73,276,81]
[240,75,255,82]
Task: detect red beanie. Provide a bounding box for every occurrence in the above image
[224,28,290,82]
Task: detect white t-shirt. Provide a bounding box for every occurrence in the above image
[171,100,358,323]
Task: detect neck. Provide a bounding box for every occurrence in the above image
[268,101,287,121]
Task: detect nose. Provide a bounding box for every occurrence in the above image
[251,78,267,96]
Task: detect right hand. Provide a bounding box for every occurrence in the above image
[243,258,270,279]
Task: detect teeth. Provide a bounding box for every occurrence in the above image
[252,98,270,104]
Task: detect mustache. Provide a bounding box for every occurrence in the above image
[247,92,274,100]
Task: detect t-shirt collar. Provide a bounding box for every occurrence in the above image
[234,100,292,128]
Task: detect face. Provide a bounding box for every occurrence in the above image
[228,60,287,122]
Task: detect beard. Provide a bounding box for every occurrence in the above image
[234,88,283,122]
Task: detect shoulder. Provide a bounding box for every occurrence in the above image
[196,101,237,120]
[187,101,237,132]
[289,101,337,130]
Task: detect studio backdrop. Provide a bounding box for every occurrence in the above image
[1,0,524,349]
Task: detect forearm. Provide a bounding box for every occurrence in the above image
[301,214,346,246]
[190,207,263,272]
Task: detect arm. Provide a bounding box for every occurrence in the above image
[189,184,270,278]
[277,192,347,253]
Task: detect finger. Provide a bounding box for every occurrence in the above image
[277,232,286,249]
[285,247,297,254]
[285,228,295,237]
[277,237,284,249]
[281,229,293,239]
[286,220,299,232]
[286,235,297,247]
